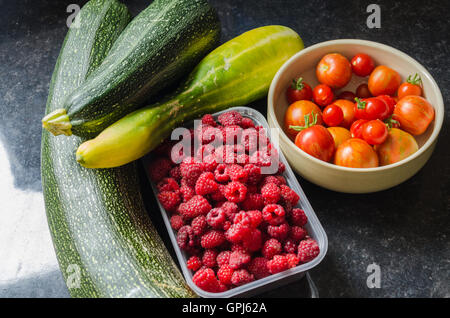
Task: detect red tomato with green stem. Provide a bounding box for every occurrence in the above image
[291,113,335,162]
[350,119,368,139]
[286,77,313,103]
[313,84,334,107]
[362,119,388,145]
[316,53,352,88]
[351,53,375,77]
[397,73,422,99]
[354,97,390,121]
[323,104,344,127]
[368,65,402,96]
[284,100,323,139]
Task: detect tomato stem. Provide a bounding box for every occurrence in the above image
[289,112,318,131]
[291,77,305,90]
[355,97,366,110]
[384,115,400,129]
[407,73,422,86]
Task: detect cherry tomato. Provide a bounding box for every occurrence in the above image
[377,95,396,116]
[313,84,334,107]
[286,77,313,104]
[350,119,368,139]
[284,100,323,139]
[384,114,400,129]
[351,53,375,77]
[397,73,422,99]
[393,95,435,135]
[323,104,344,127]
[316,53,352,88]
[374,128,419,165]
[327,127,351,149]
[334,138,379,168]
[356,83,372,98]
[368,65,402,96]
[332,99,356,128]
[354,97,390,121]
[294,123,335,162]
[362,120,388,145]
[337,91,357,102]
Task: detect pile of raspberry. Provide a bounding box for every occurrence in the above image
[148,110,320,293]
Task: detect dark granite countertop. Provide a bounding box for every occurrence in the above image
[0,0,448,298]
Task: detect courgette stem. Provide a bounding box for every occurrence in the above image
[42,108,72,136]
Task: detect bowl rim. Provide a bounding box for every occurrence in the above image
[267,39,444,173]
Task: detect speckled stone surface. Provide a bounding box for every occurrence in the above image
[0,0,448,298]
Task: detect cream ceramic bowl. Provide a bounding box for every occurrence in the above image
[267,39,444,193]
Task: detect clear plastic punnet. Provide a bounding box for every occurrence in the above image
[142,106,328,298]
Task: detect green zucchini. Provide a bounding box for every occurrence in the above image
[42,0,195,297]
[42,0,220,138]
[76,25,304,168]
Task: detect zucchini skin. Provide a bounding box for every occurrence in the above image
[44,0,220,138]
[76,25,304,168]
[42,0,195,298]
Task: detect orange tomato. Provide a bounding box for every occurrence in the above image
[316,53,352,89]
[332,99,356,128]
[334,138,379,168]
[368,65,401,96]
[374,128,418,165]
[393,95,434,135]
[397,73,422,99]
[284,100,323,139]
[327,127,351,149]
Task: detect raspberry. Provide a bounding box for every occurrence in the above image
[297,238,320,263]
[223,220,232,231]
[157,191,180,212]
[226,164,248,183]
[246,210,263,228]
[241,193,264,211]
[148,157,172,182]
[248,257,270,279]
[187,256,202,271]
[201,230,226,249]
[277,162,286,174]
[202,249,218,268]
[178,195,211,219]
[180,157,204,185]
[209,184,226,202]
[192,267,220,292]
[202,154,219,172]
[290,208,308,227]
[231,244,249,254]
[195,172,219,196]
[267,255,288,274]
[179,184,195,203]
[290,226,307,242]
[220,201,239,219]
[231,269,254,287]
[243,164,261,185]
[218,111,243,126]
[280,184,300,206]
[170,214,184,230]
[201,114,217,127]
[191,215,208,236]
[262,238,282,259]
[157,178,180,193]
[236,153,249,165]
[241,117,255,129]
[169,166,182,180]
[225,223,250,244]
[284,238,298,254]
[229,250,251,270]
[267,222,290,241]
[214,164,230,183]
[275,175,287,185]
[286,253,299,268]
[233,211,251,226]
[262,204,285,225]
[223,181,247,203]
[261,183,281,204]
[206,208,226,229]
[217,265,234,285]
[176,225,195,250]
[222,125,243,145]
[196,124,222,145]
[242,228,262,252]
[216,250,232,267]
[261,176,283,187]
